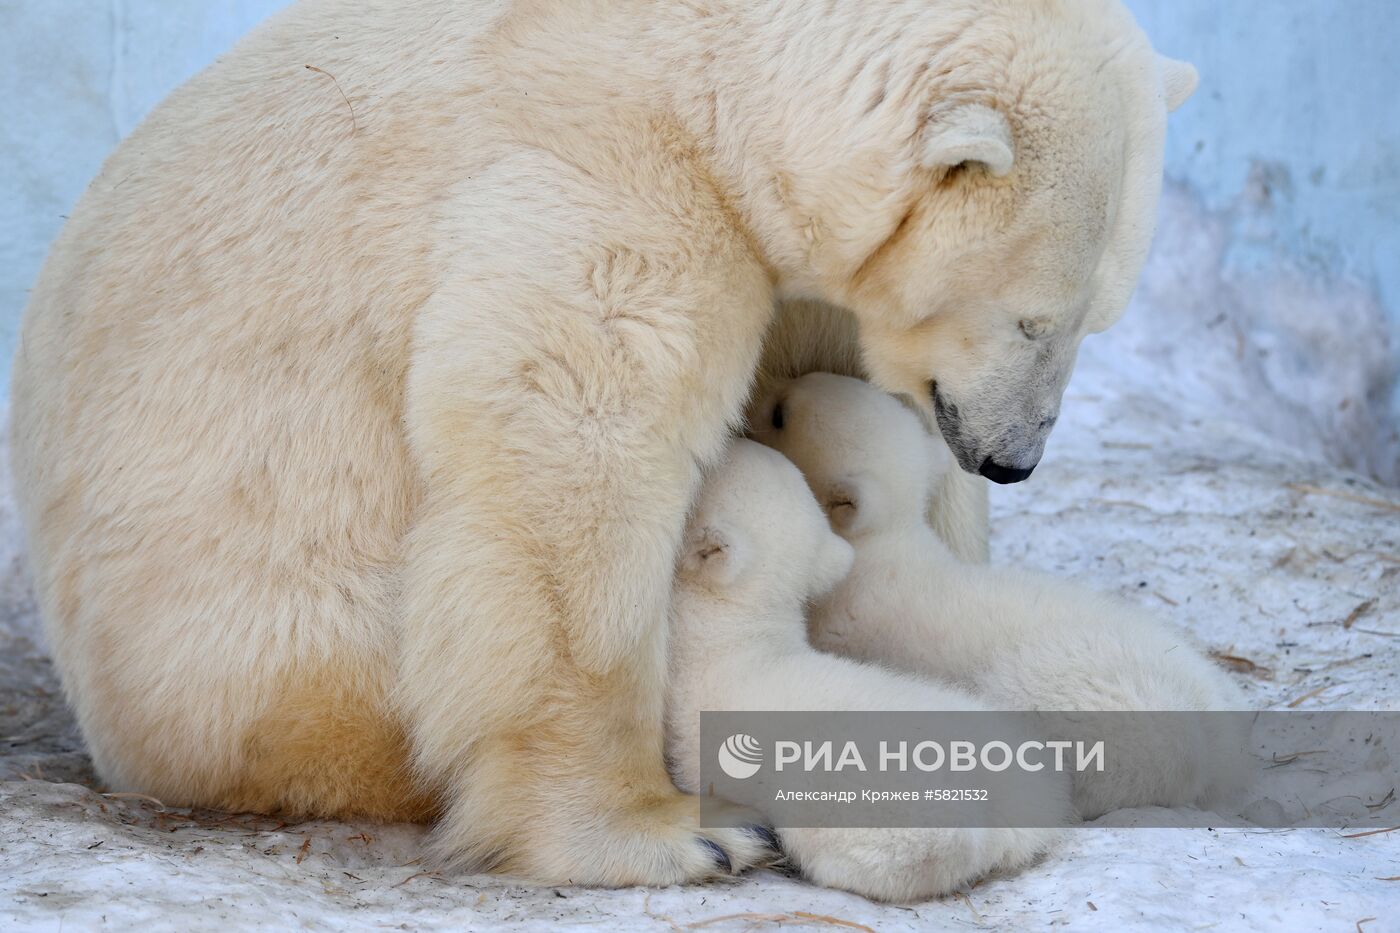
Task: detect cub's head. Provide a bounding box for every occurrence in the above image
[721,1,1195,481]
[751,373,949,541]
[680,440,853,605]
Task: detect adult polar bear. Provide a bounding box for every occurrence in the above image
[11,0,1195,886]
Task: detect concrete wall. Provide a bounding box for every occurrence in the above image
[2,0,1396,473]
[1127,0,1399,313]
[1113,0,1399,480]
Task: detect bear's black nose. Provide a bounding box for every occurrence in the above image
[979,458,1035,484]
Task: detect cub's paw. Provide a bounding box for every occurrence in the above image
[983,825,1063,875]
[780,824,1061,902]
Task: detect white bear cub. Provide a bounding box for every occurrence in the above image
[752,374,1251,819]
[667,440,1065,902]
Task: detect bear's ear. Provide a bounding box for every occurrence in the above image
[920,104,1015,177]
[825,474,885,538]
[1159,55,1199,113]
[681,525,746,586]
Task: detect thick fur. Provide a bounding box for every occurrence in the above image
[753,374,1250,818]
[752,298,992,562]
[667,441,1065,902]
[11,0,1191,884]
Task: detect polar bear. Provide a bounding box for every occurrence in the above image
[752,373,1251,817]
[667,439,1066,901]
[10,0,1196,884]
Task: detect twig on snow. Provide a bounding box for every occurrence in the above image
[1284,483,1400,514]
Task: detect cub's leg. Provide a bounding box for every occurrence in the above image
[830,561,1250,817]
[927,466,990,563]
[753,298,989,562]
[397,153,776,885]
[670,651,1065,902]
[956,574,1251,817]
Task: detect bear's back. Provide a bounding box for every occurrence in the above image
[6,0,513,814]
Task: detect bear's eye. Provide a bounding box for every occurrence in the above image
[771,401,786,431]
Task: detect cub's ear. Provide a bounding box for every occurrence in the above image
[681,525,746,586]
[920,103,1014,177]
[1159,55,1199,112]
[825,474,885,538]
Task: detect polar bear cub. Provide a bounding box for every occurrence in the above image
[666,439,1065,902]
[752,374,1251,819]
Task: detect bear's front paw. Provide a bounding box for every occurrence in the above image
[546,793,780,886]
[696,823,782,875]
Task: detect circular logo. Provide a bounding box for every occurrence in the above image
[718,733,763,780]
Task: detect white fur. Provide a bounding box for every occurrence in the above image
[11,0,1192,884]
[751,299,994,564]
[667,440,1065,902]
[753,374,1251,818]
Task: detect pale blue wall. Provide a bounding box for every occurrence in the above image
[3,1,1397,388]
[1125,0,1400,332]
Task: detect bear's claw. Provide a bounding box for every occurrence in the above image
[697,837,733,874]
[744,824,782,855]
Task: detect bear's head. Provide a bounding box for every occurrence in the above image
[751,373,945,541]
[706,0,1195,482]
[679,440,854,607]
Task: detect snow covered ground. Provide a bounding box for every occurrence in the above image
[2,230,1399,929]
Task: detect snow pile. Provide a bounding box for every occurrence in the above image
[1098,181,1398,485]
[3,204,1399,927]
